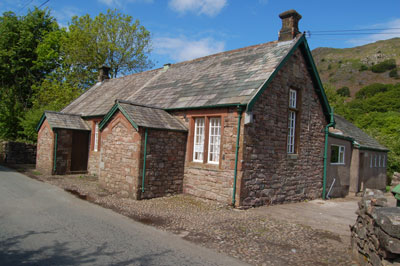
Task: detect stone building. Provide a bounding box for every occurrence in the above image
[36,10,336,207]
[326,115,388,198]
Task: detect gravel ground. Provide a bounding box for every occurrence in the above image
[9,164,354,266]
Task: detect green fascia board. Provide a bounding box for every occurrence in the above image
[82,114,106,119]
[358,145,389,152]
[36,112,47,132]
[328,132,354,142]
[52,127,90,132]
[246,34,332,123]
[99,103,139,131]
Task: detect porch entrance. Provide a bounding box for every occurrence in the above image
[70,130,90,172]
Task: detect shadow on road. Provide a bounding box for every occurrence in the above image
[0,230,171,266]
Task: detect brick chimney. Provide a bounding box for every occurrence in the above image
[98,65,111,82]
[278,9,302,41]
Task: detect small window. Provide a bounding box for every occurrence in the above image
[193,118,205,162]
[330,145,345,164]
[383,155,386,167]
[94,122,99,152]
[379,155,382,167]
[370,155,373,168]
[374,155,377,167]
[208,118,221,164]
[287,89,298,154]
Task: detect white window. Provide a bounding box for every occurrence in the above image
[374,155,377,167]
[193,118,205,162]
[208,118,221,164]
[94,122,99,152]
[287,89,297,154]
[383,155,386,167]
[330,145,345,164]
[379,155,382,167]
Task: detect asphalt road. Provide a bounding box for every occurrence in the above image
[0,165,247,266]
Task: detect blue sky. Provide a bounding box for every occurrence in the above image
[2,0,400,69]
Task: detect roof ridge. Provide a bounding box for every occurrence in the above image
[45,110,83,117]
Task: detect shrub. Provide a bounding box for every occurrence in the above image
[370,59,396,73]
[359,64,368,71]
[336,86,350,97]
[355,83,390,99]
[389,68,399,79]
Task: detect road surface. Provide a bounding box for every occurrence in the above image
[0,165,246,266]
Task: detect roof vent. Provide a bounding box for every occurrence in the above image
[98,65,111,82]
[278,9,302,41]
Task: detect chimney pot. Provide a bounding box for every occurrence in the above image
[98,65,111,82]
[278,9,302,41]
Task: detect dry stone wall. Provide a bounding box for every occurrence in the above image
[351,189,400,265]
[0,141,36,165]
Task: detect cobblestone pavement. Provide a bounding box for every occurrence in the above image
[12,165,355,266]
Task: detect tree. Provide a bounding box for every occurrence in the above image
[63,9,153,83]
[0,8,59,140]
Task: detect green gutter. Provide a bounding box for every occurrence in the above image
[358,145,389,152]
[141,128,148,193]
[323,111,335,199]
[53,131,58,174]
[232,106,244,206]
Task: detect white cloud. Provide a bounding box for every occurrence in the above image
[154,36,225,62]
[169,0,227,16]
[348,18,400,46]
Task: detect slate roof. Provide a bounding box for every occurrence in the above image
[330,115,388,151]
[100,100,187,132]
[39,111,91,131]
[62,36,301,117]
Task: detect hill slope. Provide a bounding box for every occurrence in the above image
[312,38,400,96]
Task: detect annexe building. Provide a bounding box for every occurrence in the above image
[36,10,334,207]
[326,115,388,198]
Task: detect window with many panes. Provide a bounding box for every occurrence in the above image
[192,117,221,164]
[193,118,205,162]
[94,122,99,152]
[208,118,221,164]
[287,89,298,154]
[330,145,345,164]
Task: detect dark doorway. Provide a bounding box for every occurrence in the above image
[71,131,90,172]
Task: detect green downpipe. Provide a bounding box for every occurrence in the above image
[323,110,335,199]
[142,128,148,193]
[232,106,244,206]
[53,131,58,173]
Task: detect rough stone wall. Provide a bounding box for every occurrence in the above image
[140,129,187,199]
[171,107,244,205]
[54,129,73,175]
[99,112,141,198]
[0,141,36,164]
[326,136,353,197]
[240,48,326,207]
[351,189,400,265]
[36,120,54,175]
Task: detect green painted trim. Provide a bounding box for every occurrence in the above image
[53,131,58,173]
[328,132,354,142]
[36,113,47,132]
[52,127,90,132]
[165,103,246,111]
[99,103,119,130]
[82,114,105,119]
[232,105,243,206]
[246,35,332,122]
[118,104,139,131]
[246,36,305,112]
[358,145,389,152]
[141,126,187,133]
[141,128,148,193]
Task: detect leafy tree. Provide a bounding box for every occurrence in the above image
[336,86,350,97]
[0,8,59,140]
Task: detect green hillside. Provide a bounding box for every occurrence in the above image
[312,39,400,180]
[312,38,400,97]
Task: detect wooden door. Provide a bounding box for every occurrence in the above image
[71,130,90,172]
